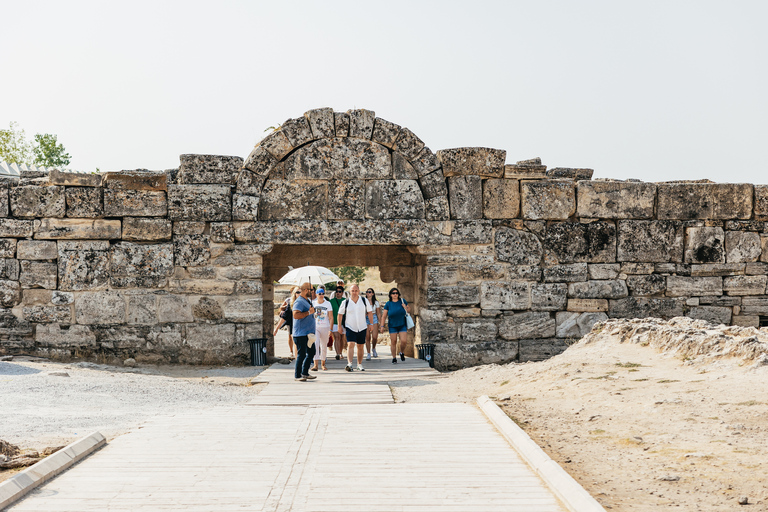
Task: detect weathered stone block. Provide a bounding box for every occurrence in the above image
[698,296,741,307]
[210,222,234,243]
[685,227,725,264]
[518,338,568,362]
[216,265,262,280]
[173,221,206,235]
[617,220,684,262]
[52,290,74,305]
[428,285,480,307]
[531,283,567,311]
[450,220,492,245]
[222,297,262,323]
[0,219,33,238]
[556,311,608,338]
[235,280,262,295]
[723,275,767,295]
[192,296,223,320]
[185,323,237,350]
[567,298,608,312]
[393,128,425,161]
[542,221,616,264]
[170,279,236,295]
[65,187,103,218]
[0,239,15,258]
[460,321,498,342]
[209,243,266,266]
[434,339,517,370]
[567,280,628,299]
[259,130,293,161]
[725,231,761,263]
[436,148,505,178]
[10,186,65,218]
[122,218,172,242]
[687,306,732,325]
[420,169,448,200]
[334,112,350,137]
[508,265,542,281]
[304,107,335,138]
[741,297,768,315]
[259,180,327,220]
[127,295,158,325]
[498,311,555,340]
[588,263,620,280]
[103,170,167,191]
[666,276,723,296]
[495,228,542,265]
[280,116,315,148]
[0,184,7,218]
[167,185,231,221]
[424,196,450,221]
[75,291,126,324]
[732,315,760,327]
[49,169,102,187]
[22,305,72,323]
[543,263,588,283]
[620,262,655,274]
[410,147,441,178]
[19,261,57,289]
[103,189,167,217]
[242,145,278,179]
[747,262,768,274]
[521,180,575,220]
[657,183,753,220]
[57,241,110,291]
[179,154,243,185]
[577,181,655,219]
[608,297,685,318]
[347,109,375,139]
[371,117,401,149]
[35,324,95,346]
[690,263,744,277]
[110,243,174,279]
[326,180,364,220]
[157,294,193,323]
[626,274,666,296]
[232,194,260,221]
[480,281,529,310]
[391,152,418,180]
[0,279,21,307]
[174,234,210,267]
[236,169,265,197]
[36,219,120,240]
[755,185,768,218]
[448,176,482,220]
[365,180,425,220]
[0,258,19,280]
[17,241,57,260]
[483,179,519,219]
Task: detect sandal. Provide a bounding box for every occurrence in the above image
[321,363,327,371]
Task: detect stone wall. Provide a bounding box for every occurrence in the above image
[0,107,766,369]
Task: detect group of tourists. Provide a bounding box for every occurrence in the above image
[274,280,412,382]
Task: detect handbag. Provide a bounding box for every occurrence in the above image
[405,312,415,330]
[327,332,334,348]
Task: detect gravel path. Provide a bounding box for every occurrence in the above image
[0,358,266,448]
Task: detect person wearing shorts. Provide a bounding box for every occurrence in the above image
[364,288,381,360]
[329,287,346,359]
[380,287,410,364]
[336,284,373,372]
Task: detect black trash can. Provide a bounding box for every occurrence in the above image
[417,344,425,360]
[248,338,268,366]
[419,343,435,368]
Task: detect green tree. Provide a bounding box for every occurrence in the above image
[0,122,33,165]
[330,266,368,286]
[33,133,71,168]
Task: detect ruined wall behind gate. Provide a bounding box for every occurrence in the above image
[0,107,766,369]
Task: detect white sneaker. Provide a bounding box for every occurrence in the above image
[366,353,372,361]
[372,349,378,357]
[357,364,365,371]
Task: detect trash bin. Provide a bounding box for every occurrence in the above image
[419,343,435,368]
[417,344,425,360]
[248,338,268,366]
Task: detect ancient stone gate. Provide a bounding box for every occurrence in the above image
[1,107,767,369]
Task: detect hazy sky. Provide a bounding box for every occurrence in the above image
[3,1,766,183]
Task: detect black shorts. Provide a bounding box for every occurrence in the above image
[345,328,366,344]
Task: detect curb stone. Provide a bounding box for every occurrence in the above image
[0,432,106,510]
[477,396,606,512]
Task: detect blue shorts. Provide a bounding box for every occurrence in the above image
[366,313,379,326]
[388,325,407,334]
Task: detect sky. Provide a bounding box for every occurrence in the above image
[2,0,766,183]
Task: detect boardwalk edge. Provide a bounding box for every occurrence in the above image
[477,396,606,512]
[0,432,106,510]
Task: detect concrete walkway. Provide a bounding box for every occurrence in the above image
[9,356,566,512]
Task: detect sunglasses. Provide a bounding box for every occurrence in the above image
[317,292,325,295]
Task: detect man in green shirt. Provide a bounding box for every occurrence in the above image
[329,286,346,359]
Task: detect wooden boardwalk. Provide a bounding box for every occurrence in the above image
[9,357,566,512]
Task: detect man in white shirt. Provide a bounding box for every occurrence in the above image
[337,284,373,372]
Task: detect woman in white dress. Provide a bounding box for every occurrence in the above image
[311,288,333,371]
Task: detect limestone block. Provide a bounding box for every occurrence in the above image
[568,280,628,299]
[36,324,95,346]
[52,290,74,304]
[236,280,262,295]
[157,294,193,323]
[725,231,761,263]
[498,311,555,340]
[436,148,505,178]
[685,227,725,264]
[588,263,620,280]
[185,323,236,350]
[179,154,243,185]
[666,276,723,296]
[459,262,507,281]
[57,241,110,291]
[543,263,588,283]
[461,321,498,342]
[173,221,206,235]
[222,297,262,323]
[617,220,684,262]
[576,181,656,219]
[657,183,753,220]
[127,295,158,324]
[233,219,429,246]
[334,111,350,137]
[304,107,335,138]
[433,339,517,369]
[10,186,65,218]
[36,219,120,240]
[428,285,480,307]
[762,236,768,263]
[755,185,768,218]
[22,305,72,323]
[110,242,174,279]
[103,189,167,217]
[741,297,768,315]
[393,128,425,161]
[122,218,172,242]
[286,138,391,180]
[0,219,33,238]
[19,261,57,289]
[0,239,15,258]
[687,306,732,325]
[365,180,425,220]
[193,296,223,320]
[186,266,215,279]
[425,196,450,221]
[567,298,609,312]
[547,168,593,180]
[521,180,575,220]
[518,339,568,362]
[235,169,265,197]
[495,228,542,265]
[259,130,293,161]
[608,297,685,318]
[420,170,448,200]
[75,291,126,324]
[483,179,519,219]
[232,193,260,221]
[392,152,419,180]
[174,235,210,267]
[448,176,482,220]
[0,279,21,307]
[170,279,236,295]
[259,179,327,220]
[65,187,103,218]
[347,109,375,139]
[0,184,6,217]
[699,296,741,307]
[216,265,262,280]
[103,170,167,191]
[242,145,278,178]
[0,258,19,280]
[17,241,57,260]
[531,283,568,311]
[626,274,666,296]
[723,275,767,295]
[280,116,315,148]
[689,263,744,277]
[620,262,655,274]
[732,315,760,327]
[167,185,231,221]
[450,220,492,248]
[49,169,102,187]
[747,262,768,274]
[410,147,441,178]
[556,311,608,338]
[326,179,364,220]
[371,117,401,149]
[210,222,235,243]
[542,221,616,264]
[209,243,266,266]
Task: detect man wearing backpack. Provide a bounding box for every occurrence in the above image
[336,284,373,372]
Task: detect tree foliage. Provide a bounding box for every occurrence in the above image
[33,133,71,168]
[330,266,368,286]
[0,122,33,165]
[0,122,71,169]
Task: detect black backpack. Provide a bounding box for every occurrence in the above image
[340,296,369,328]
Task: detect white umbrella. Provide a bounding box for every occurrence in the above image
[277,266,341,287]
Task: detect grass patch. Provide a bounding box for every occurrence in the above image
[736,400,761,406]
[657,379,679,384]
[628,368,639,372]
[589,429,605,435]
[589,371,617,380]
[500,380,510,386]
[632,378,649,382]
[616,362,642,368]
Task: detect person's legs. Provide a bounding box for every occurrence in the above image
[302,341,316,376]
[371,324,379,356]
[288,335,295,358]
[346,328,356,367]
[294,336,308,379]
[356,335,365,365]
[316,325,330,365]
[397,331,408,360]
[365,326,372,357]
